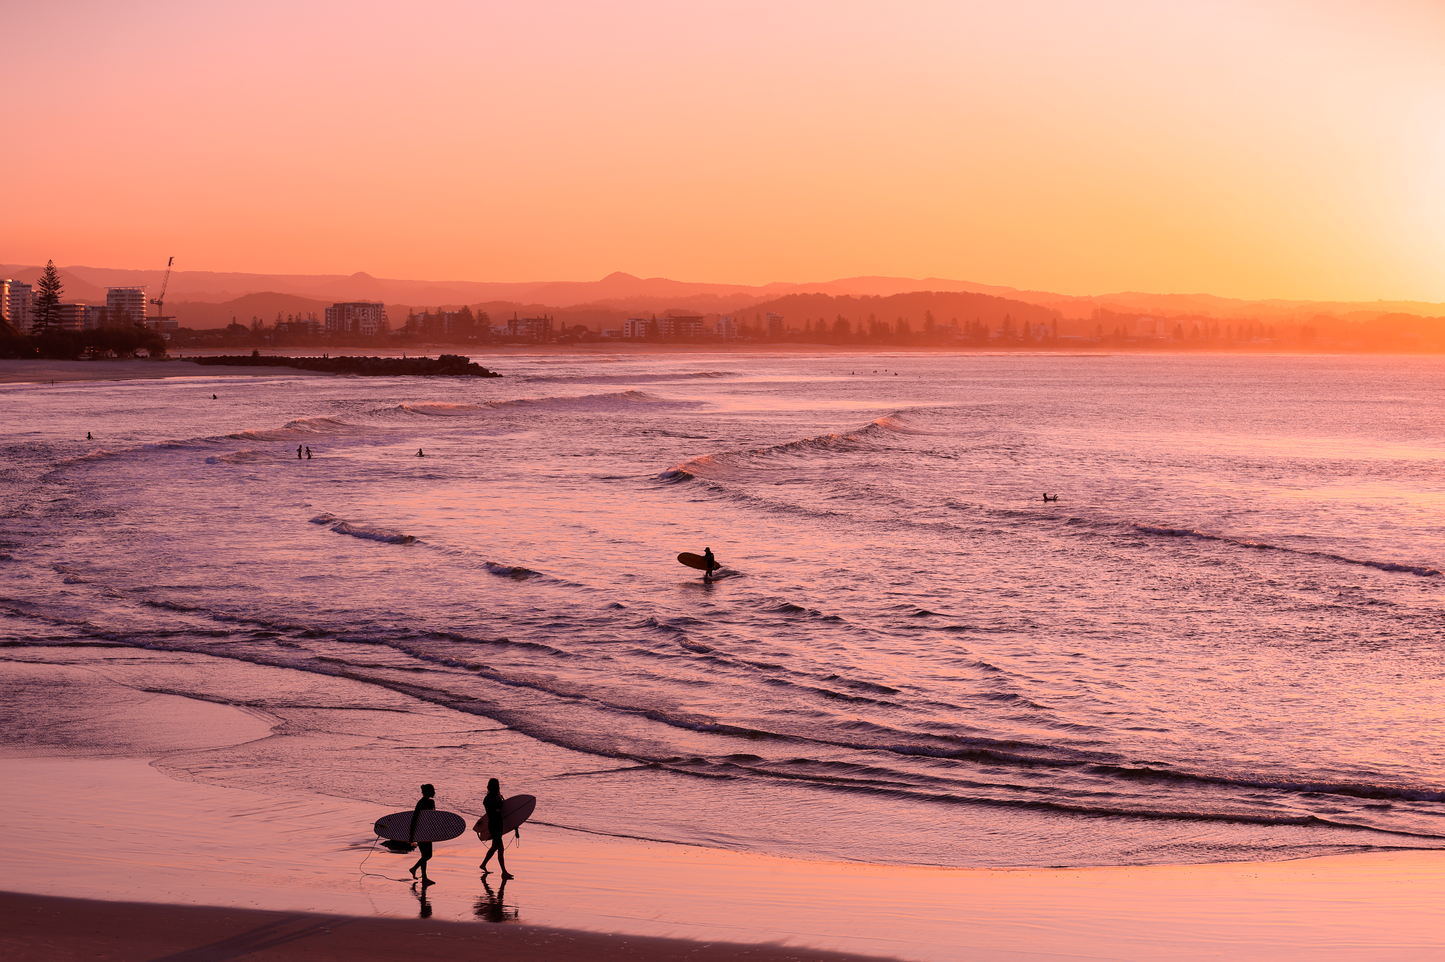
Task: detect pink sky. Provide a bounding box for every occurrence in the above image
[3,0,1442,301]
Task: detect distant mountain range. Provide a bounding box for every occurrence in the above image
[2,263,1441,326]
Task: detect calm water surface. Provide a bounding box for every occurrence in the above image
[3,352,1443,867]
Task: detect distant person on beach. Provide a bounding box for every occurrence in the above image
[305,446,312,459]
[477,778,514,879]
[408,783,436,884]
[703,546,718,582]
[297,445,303,460]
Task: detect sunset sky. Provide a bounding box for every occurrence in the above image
[4,0,1442,301]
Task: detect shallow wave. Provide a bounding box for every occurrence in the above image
[205,449,272,465]
[309,512,416,545]
[394,402,487,416]
[659,413,912,482]
[1132,523,1441,577]
[227,416,362,442]
[523,371,734,384]
[489,389,701,413]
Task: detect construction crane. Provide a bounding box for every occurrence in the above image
[149,256,174,326]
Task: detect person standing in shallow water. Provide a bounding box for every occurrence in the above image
[703,546,718,582]
[408,783,436,885]
[478,778,514,878]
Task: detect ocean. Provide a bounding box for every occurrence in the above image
[3,352,1443,869]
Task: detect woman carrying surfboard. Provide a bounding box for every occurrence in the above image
[478,778,514,879]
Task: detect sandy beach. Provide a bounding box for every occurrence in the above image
[1,666,1441,961]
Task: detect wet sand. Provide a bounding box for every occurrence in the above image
[4,750,1444,961]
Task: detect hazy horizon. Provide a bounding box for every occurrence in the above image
[4,1,1442,303]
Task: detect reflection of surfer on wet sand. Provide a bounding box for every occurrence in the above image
[474,877,518,923]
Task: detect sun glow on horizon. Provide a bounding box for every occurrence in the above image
[2,0,1442,302]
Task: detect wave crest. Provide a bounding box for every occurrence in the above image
[310,513,416,545]
[1131,523,1441,577]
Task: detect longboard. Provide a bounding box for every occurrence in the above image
[473,794,537,838]
[373,810,467,842]
[677,552,719,572]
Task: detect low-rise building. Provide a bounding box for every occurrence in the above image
[326,301,387,336]
[661,314,705,338]
[506,315,553,339]
[54,303,93,332]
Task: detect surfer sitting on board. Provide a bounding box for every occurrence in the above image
[703,546,718,582]
[408,784,436,884]
[478,778,515,879]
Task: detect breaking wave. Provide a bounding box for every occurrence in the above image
[309,512,416,545]
[659,411,918,482]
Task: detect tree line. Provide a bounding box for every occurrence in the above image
[1,261,167,359]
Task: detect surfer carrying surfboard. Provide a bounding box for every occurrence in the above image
[477,778,515,879]
[703,547,717,581]
[408,784,437,884]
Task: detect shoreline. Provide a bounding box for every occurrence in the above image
[5,750,1444,961]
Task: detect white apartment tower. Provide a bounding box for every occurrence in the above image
[2,280,33,334]
[107,287,148,326]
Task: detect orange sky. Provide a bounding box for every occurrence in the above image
[3,1,1442,301]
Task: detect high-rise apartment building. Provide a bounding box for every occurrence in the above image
[2,280,33,334]
[107,287,148,326]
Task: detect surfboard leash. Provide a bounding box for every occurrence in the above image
[358,835,418,883]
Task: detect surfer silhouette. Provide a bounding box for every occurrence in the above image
[305,446,312,459]
[408,783,436,884]
[1042,493,1058,503]
[417,448,425,458]
[86,432,92,440]
[297,445,303,460]
[703,546,717,582]
[477,778,514,879]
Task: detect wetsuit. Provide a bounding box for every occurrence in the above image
[410,794,435,862]
[484,791,505,844]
